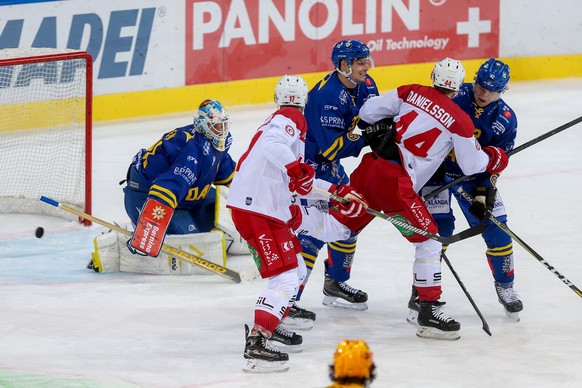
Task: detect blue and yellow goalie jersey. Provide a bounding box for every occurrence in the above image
[130,124,235,210]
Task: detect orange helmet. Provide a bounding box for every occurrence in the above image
[330,340,376,383]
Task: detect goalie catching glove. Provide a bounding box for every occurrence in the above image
[127,197,174,257]
[330,185,368,218]
[286,160,315,196]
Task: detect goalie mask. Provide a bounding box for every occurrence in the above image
[274,75,308,109]
[194,99,231,151]
[329,339,376,384]
[431,57,466,92]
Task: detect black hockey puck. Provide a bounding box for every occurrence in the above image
[35,227,45,238]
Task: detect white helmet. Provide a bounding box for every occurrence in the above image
[431,57,466,92]
[274,75,308,108]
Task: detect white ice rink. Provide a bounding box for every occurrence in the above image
[1,79,582,387]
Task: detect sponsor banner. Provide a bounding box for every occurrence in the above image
[186,0,499,85]
[0,0,184,95]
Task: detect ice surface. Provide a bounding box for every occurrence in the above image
[1,79,582,387]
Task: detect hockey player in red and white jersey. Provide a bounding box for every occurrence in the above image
[227,75,366,373]
[341,58,510,340]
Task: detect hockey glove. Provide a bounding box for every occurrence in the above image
[128,197,174,257]
[361,117,394,148]
[287,204,303,231]
[468,186,497,221]
[330,185,368,218]
[483,146,509,175]
[286,161,315,196]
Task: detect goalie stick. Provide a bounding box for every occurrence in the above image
[39,196,242,283]
[424,115,582,200]
[456,188,582,299]
[312,187,485,245]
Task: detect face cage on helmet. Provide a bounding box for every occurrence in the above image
[196,118,230,151]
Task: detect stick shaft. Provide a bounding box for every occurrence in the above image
[423,116,582,199]
[456,189,582,298]
[442,252,491,336]
[312,187,483,244]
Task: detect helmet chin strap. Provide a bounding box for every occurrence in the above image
[336,65,358,86]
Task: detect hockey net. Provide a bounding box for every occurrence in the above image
[0,48,92,223]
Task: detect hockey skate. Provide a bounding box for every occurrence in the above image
[322,264,368,311]
[416,301,461,340]
[406,286,420,325]
[281,303,316,330]
[243,325,289,373]
[495,282,523,322]
[268,324,303,353]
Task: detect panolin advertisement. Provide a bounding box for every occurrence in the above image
[186,0,499,85]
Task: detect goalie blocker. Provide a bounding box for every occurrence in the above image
[128,198,174,257]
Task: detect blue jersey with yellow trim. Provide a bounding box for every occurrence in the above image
[304,71,379,168]
[130,124,235,209]
[447,83,518,186]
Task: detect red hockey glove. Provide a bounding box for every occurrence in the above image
[128,198,174,257]
[330,185,368,218]
[483,146,509,175]
[286,161,315,196]
[287,204,303,231]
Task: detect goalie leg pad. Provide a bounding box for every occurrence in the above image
[119,232,226,275]
[91,231,120,273]
[215,186,250,255]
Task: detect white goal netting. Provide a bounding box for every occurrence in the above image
[0,48,92,222]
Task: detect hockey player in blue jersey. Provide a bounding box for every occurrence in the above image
[123,99,236,256]
[286,40,379,327]
[415,58,522,321]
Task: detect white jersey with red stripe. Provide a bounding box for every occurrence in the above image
[359,84,490,191]
[227,107,331,223]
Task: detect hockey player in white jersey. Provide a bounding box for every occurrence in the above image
[339,58,510,340]
[227,75,366,372]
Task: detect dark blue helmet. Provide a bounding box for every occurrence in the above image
[475,58,510,92]
[331,40,371,69]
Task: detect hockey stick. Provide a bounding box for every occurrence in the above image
[39,196,242,284]
[456,188,582,299]
[441,252,491,336]
[424,115,582,200]
[312,187,485,244]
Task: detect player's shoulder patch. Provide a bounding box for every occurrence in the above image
[285,124,295,137]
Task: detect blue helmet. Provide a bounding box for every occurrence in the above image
[475,58,510,92]
[331,40,371,69]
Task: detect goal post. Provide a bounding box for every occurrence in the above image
[0,48,93,224]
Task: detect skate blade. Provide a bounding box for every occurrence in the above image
[243,358,289,373]
[416,326,461,341]
[281,317,314,330]
[268,341,303,353]
[504,310,520,322]
[322,296,368,311]
[406,309,419,325]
